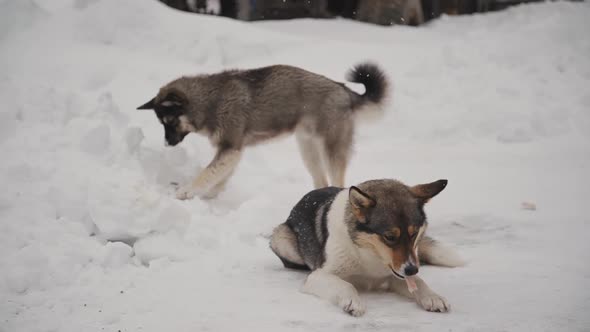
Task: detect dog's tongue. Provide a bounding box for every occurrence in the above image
[405,276,418,293]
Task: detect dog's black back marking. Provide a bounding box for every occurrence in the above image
[286,186,343,270]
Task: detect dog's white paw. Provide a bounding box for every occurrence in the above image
[175,185,197,200]
[414,291,450,313]
[340,296,366,317]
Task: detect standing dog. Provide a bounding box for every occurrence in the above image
[269,179,464,316]
[137,63,388,199]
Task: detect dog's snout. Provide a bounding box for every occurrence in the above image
[165,134,181,146]
[404,265,418,276]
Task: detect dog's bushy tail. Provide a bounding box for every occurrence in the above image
[418,236,466,267]
[346,62,389,122]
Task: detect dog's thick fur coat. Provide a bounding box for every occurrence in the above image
[138,63,388,199]
[270,179,464,316]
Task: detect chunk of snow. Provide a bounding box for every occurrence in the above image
[101,241,134,268]
[125,126,144,154]
[80,124,111,155]
[133,233,192,265]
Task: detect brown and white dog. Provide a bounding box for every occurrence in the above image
[270,178,464,316]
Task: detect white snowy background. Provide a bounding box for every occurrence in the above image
[1,0,589,331]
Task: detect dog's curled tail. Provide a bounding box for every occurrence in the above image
[418,236,466,268]
[346,62,389,122]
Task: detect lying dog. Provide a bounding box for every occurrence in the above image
[137,63,388,199]
[270,179,464,316]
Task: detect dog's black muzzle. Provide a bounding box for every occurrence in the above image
[164,129,187,146]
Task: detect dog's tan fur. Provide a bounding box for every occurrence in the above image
[270,179,465,316]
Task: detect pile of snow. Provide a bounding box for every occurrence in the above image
[1,0,589,331]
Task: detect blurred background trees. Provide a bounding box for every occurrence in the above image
[159,0,543,25]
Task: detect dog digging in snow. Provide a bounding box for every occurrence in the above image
[137,63,388,199]
[270,179,465,316]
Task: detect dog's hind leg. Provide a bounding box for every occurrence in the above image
[270,223,308,270]
[323,122,353,187]
[325,153,348,188]
[418,236,465,267]
[296,131,329,188]
[302,270,366,317]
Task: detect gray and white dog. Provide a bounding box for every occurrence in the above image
[137,63,388,199]
[270,179,465,316]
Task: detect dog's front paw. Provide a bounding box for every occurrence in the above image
[340,296,366,317]
[414,291,450,313]
[414,291,451,312]
[175,185,197,200]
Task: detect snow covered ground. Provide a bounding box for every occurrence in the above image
[1,0,590,331]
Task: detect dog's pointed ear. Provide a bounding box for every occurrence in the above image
[410,179,448,202]
[349,186,376,223]
[160,89,187,107]
[137,97,156,110]
[137,89,187,110]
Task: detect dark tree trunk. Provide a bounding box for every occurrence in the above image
[220,0,237,17]
[160,0,189,11]
[327,0,359,18]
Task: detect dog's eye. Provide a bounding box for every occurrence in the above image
[382,234,398,243]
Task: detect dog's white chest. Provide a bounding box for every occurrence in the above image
[357,248,391,279]
[323,192,392,280]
